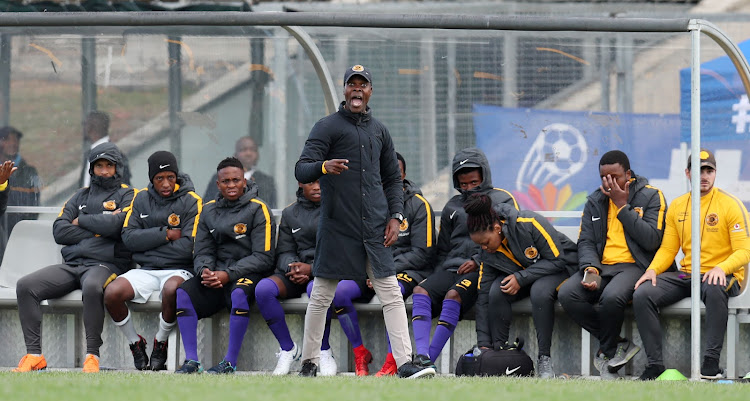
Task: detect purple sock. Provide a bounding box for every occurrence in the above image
[322,308,332,351]
[386,282,407,353]
[225,288,251,366]
[333,280,363,348]
[429,299,461,361]
[176,288,199,362]
[411,293,433,357]
[256,278,294,351]
[308,280,332,351]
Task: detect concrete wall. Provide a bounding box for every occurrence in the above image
[2,306,749,377]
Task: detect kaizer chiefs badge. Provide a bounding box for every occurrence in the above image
[633,207,644,218]
[352,65,365,72]
[399,218,409,231]
[234,223,247,235]
[524,246,539,259]
[706,213,719,227]
[168,213,180,227]
[102,200,116,211]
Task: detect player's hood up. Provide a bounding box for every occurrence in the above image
[451,147,493,194]
[88,142,125,189]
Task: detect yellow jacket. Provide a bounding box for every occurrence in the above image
[647,187,750,284]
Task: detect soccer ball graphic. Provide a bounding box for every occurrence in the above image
[516,123,588,191]
[541,123,587,172]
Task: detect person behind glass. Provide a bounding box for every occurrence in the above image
[0,160,18,219]
[632,149,750,380]
[13,142,134,373]
[81,111,131,187]
[204,136,277,208]
[464,192,577,379]
[558,150,668,380]
[409,148,518,371]
[104,151,202,371]
[0,126,41,239]
[174,157,275,375]
[374,152,437,377]
[294,64,434,379]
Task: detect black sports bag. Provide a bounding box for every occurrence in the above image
[455,338,535,377]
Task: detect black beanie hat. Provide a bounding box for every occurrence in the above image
[148,151,179,182]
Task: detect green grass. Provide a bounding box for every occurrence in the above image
[1,372,748,401]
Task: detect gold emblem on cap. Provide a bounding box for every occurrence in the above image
[700,150,710,160]
[103,200,116,211]
[524,246,539,259]
[706,213,719,227]
[352,65,364,72]
[168,213,180,227]
[234,223,247,235]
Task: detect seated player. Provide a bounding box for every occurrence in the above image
[375,152,437,376]
[558,150,667,379]
[14,143,134,373]
[104,151,201,371]
[174,157,275,374]
[633,149,750,380]
[256,180,378,376]
[464,193,577,379]
[410,148,517,370]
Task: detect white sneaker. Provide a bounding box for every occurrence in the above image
[319,348,337,376]
[272,343,300,375]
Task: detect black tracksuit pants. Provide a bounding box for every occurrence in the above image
[632,270,740,366]
[16,263,115,357]
[558,263,642,358]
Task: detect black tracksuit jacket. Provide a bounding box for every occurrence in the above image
[122,173,202,271]
[193,183,275,281]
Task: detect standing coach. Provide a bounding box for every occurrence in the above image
[295,65,434,379]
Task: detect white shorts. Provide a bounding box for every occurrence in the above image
[118,269,194,303]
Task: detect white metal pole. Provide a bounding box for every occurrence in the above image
[689,25,702,381]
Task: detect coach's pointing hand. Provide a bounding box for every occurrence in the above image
[323,159,349,175]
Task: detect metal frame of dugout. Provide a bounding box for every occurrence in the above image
[0,12,748,380]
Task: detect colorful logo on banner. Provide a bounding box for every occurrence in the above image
[473,105,681,215]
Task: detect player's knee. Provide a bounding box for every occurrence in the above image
[445,289,462,303]
[103,279,127,304]
[413,286,428,295]
[230,287,249,306]
[255,278,277,303]
[162,277,183,297]
[703,281,728,300]
[15,275,33,296]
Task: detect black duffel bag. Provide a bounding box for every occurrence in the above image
[455,338,535,377]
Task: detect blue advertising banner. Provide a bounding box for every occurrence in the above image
[679,39,750,143]
[474,105,679,212]
[473,105,750,213]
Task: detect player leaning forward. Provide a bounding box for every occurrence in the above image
[295,64,434,378]
[104,151,201,371]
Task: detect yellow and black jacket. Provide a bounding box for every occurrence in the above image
[193,182,275,281]
[648,186,750,284]
[578,173,669,272]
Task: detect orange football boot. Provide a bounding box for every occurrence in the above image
[13,354,47,372]
[82,354,100,373]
